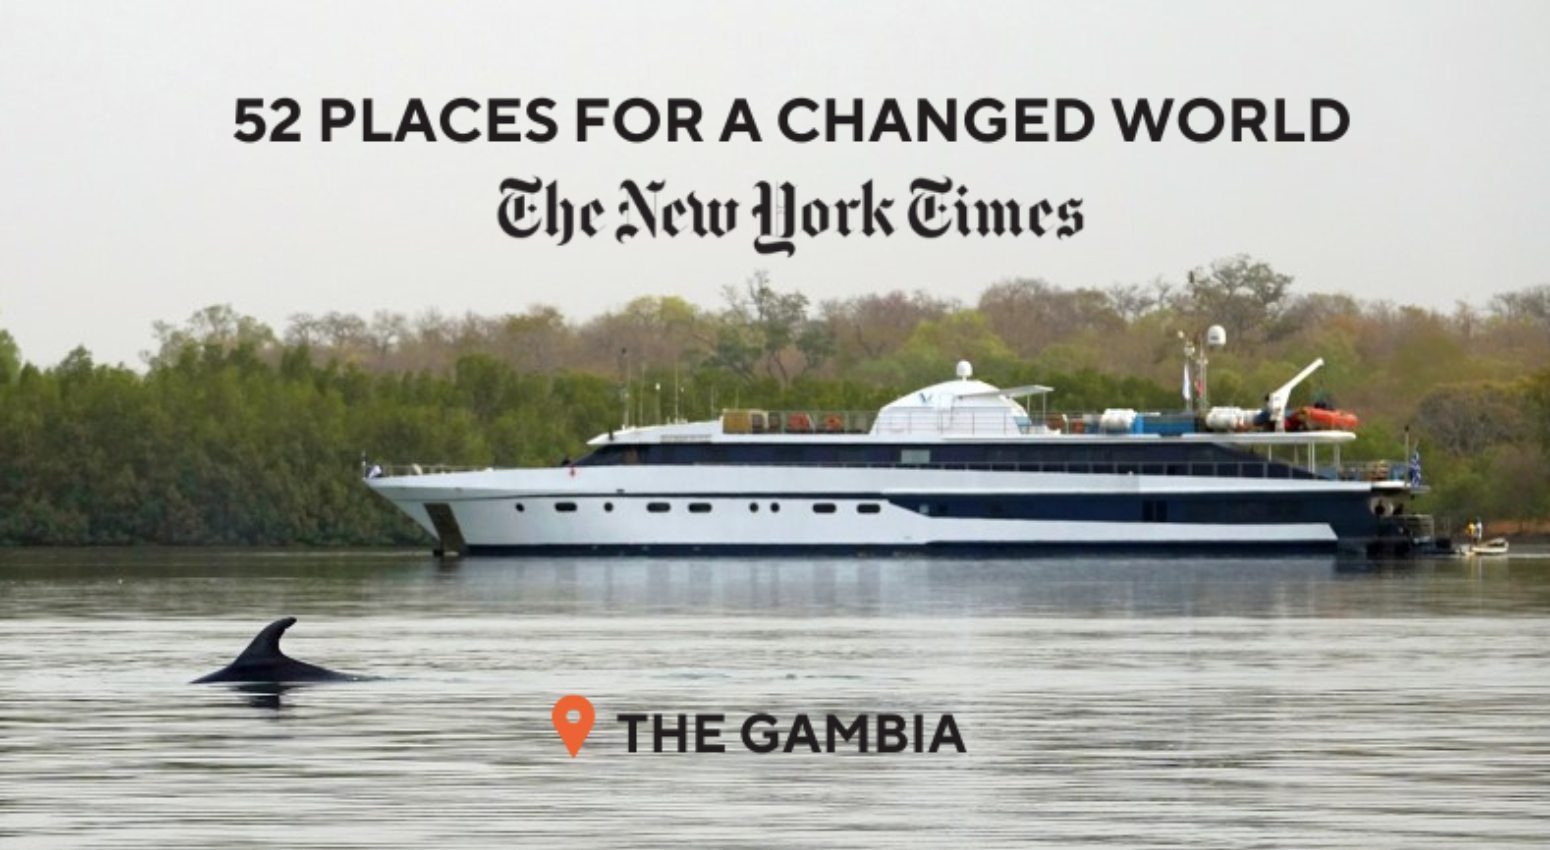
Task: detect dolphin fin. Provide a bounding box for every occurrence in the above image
[232,616,299,665]
[193,617,367,684]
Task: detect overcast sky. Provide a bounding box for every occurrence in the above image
[2,1,1547,366]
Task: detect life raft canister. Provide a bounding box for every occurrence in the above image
[1286,406,1360,431]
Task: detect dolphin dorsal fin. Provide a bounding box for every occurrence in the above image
[233,617,297,664]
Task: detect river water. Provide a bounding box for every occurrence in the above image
[2,550,1548,848]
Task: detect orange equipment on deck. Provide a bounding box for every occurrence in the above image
[1286,406,1360,432]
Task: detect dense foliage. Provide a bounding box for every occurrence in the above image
[2,257,1548,545]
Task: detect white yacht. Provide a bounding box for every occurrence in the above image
[366,361,1412,557]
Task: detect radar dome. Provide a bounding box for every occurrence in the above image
[1206,325,1227,347]
[955,360,973,380]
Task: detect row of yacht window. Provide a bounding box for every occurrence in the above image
[515,500,883,515]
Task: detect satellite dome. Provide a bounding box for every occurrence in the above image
[955,360,973,380]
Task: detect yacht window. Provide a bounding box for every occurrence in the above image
[647,502,670,513]
[857,503,881,514]
[555,502,577,512]
[900,449,931,465]
[813,503,837,514]
[689,503,712,513]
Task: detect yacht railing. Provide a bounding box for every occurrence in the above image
[662,457,1417,483]
[681,459,1320,478]
[724,408,1327,437]
[726,409,1079,436]
[366,463,490,478]
[871,409,1037,436]
[365,455,1417,487]
[724,410,875,435]
[1327,461,1412,483]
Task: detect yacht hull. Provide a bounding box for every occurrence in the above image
[367,465,1379,556]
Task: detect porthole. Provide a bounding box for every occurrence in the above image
[689,503,712,514]
[604,502,614,512]
[770,502,781,513]
[555,502,577,513]
[813,503,837,514]
[749,502,759,513]
[514,503,525,512]
[857,503,881,514]
[647,502,670,513]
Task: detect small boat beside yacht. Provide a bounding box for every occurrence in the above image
[1468,537,1510,557]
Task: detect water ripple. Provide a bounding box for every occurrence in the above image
[2,550,1548,847]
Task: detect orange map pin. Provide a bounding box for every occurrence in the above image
[552,695,595,757]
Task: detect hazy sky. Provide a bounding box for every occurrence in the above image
[3,1,1547,366]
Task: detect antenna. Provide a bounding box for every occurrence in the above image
[1179,323,1227,411]
[618,347,630,429]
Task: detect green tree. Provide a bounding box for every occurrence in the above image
[711,271,833,386]
[1182,255,1294,345]
[0,323,19,385]
[4,265,1550,546]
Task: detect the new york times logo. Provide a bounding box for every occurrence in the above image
[615,712,966,754]
[497,176,1083,256]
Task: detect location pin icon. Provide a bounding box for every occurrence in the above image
[552,695,595,757]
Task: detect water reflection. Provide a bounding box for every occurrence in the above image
[227,681,302,711]
[3,550,1547,620]
[1,549,1547,848]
